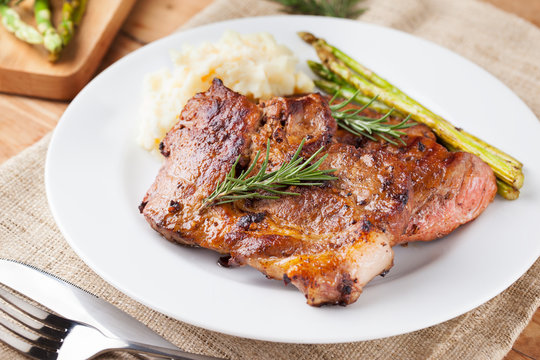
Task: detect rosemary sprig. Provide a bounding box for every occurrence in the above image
[329,90,414,145]
[204,138,337,207]
[270,0,366,19]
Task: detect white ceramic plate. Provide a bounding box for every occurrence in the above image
[46,16,540,343]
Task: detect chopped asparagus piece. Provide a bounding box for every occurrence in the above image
[34,0,62,61]
[58,0,77,46]
[72,0,86,25]
[57,0,87,47]
[0,3,43,45]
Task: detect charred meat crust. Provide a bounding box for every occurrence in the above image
[141,79,497,306]
[237,212,266,230]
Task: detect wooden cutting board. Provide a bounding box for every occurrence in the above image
[0,0,136,100]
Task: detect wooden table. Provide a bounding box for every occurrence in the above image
[0,1,538,358]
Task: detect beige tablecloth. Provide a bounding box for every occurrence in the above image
[1,0,540,359]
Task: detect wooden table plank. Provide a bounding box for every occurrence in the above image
[505,349,534,360]
[0,1,537,358]
[0,94,65,161]
[507,309,540,359]
[122,0,212,43]
[484,0,540,28]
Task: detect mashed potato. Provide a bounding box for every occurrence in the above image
[137,31,314,151]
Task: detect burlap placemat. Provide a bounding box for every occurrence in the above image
[1,0,540,359]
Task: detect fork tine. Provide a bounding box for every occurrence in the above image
[0,313,63,350]
[0,286,72,329]
[0,287,68,339]
[0,325,58,360]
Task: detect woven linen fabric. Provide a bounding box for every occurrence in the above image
[1,0,540,359]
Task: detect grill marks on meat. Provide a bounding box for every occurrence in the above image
[141,79,497,306]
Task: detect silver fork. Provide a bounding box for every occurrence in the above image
[0,285,220,360]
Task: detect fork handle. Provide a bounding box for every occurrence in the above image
[118,340,223,360]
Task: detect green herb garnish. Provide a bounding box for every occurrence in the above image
[270,0,366,19]
[204,138,337,207]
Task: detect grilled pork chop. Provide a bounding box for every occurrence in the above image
[140,79,497,306]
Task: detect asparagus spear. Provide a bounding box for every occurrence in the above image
[323,37,524,172]
[299,31,524,195]
[308,60,403,116]
[58,0,85,46]
[34,0,62,61]
[57,0,75,46]
[72,0,87,25]
[496,179,520,200]
[0,2,43,45]
[308,60,347,85]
